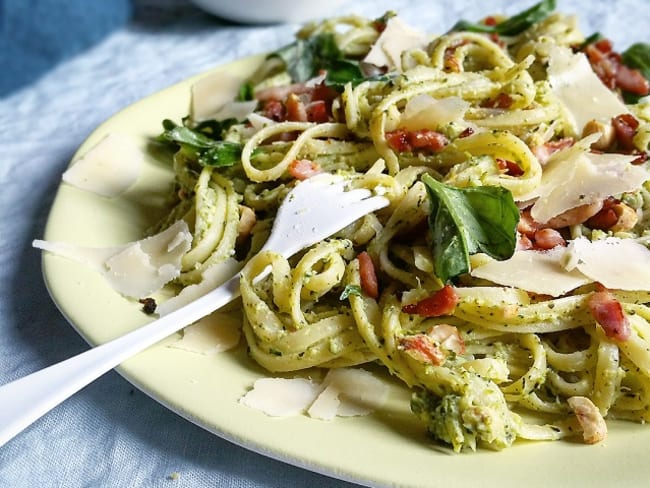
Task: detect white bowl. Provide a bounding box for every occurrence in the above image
[190,0,348,24]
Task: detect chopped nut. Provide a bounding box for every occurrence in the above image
[567,396,607,444]
[236,205,257,243]
[582,119,615,151]
[610,202,638,232]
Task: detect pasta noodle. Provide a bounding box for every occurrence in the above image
[154,2,650,452]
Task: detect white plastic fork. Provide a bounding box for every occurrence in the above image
[0,173,389,447]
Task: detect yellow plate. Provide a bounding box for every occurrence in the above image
[42,54,649,487]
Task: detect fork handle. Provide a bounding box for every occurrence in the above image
[0,274,241,447]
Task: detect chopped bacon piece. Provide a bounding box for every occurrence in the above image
[385,129,449,153]
[588,290,631,341]
[385,129,410,152]
[306,100,329,123]
[496,158,524,177]
[531,138,574,165]
[616,64,650,96]
[408,130,449,150]
[257,82,338,124]
[584,39,649,96]
[310,83,339,104]
[517,208,543,238]
[585,42,619,90]
[427,324,465,355]
[586,199,638,232]
[399,324,465,365]
[483,16,498,26]
[482,93,513,109]
[358,251,379,299]
[458,127,475,138]
[593,38,614,53]
[255,83,310,102]
[612,113,640,151]
[400,334,446,365]
[372,18,388,33]
[402,285,459,317]
[263,99,286,121]
[585,197,619,230]
[288,159,321,180]
[632,152,648,165]
[286,93,308,122]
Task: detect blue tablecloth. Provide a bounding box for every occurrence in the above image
[0,0,647,486]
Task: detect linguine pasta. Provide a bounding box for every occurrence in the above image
[153,1,650,452]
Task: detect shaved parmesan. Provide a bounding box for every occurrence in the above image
[211,100,258,122]
[247,112,276,131]
[239,377,321,417]
[33,220,192,299]
[530,139,647,223]
[400,95,471,131]
[307,368,390,420]
[169,311,241,355]
[157,258,242,316]
[240,368,389,420]
[62,133,143,197]
[363,17,428,71]
[191,71,245,122]
[565,237,650,291]
[470,248,591,297]
[547,45,630,135]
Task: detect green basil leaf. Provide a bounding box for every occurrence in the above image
[339,284,363,300]
[158,124,216,148]
[198,142,243,167]
[452,0,556,36]
[422,174,519,283]
[270,33,363,83]
[237,81,255,101]
[156,119,243,168]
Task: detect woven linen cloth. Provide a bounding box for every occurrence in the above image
[0,0,646,486]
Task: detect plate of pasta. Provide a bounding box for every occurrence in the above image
[37,0,650,486]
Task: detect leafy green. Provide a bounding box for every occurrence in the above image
[451,0,556,36]
[156,119,243,168]
[422,174,519,283]
[237,81,255,101]
[339,284,362,300]
[270,33,363,84]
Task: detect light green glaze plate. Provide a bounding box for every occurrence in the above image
[42,55,649,488]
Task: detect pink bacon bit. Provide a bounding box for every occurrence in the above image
[588,289,631,341]
[584,39,649,96]
[399,324,465,366]
[496,158,524,177]
[531,138,574,165]
[612,113,640,151]
[385,128,449,153]
[357,251,379,299]
[481,93,513,109]
[402,285,459,317]
[288,159,321,180]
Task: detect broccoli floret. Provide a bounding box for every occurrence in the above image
[411,370,521,452]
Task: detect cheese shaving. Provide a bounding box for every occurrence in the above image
[62,133,143,197]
